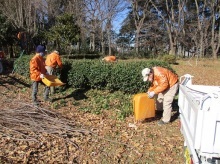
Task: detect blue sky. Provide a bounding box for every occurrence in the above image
[112,7,130,34]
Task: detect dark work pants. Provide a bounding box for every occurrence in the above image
[0,60,3,73]
[45,66,55,94]
[32,81,50,101]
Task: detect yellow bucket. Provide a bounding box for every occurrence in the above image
[133,93,155,121]
[42,75,65,87]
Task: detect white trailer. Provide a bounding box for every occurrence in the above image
[178,74,220,164]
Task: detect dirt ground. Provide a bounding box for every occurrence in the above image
[0,59,220,163]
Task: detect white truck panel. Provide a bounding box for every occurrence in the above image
[215,121,220,153]
[178,74,220,163]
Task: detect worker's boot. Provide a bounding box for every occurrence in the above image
[44,97,53,102]
[32,97,39,106]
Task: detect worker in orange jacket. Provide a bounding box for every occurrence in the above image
[30,45,50,105]
[141,67,179,125]
[102,55,117,62]
[45,50,63,94]
[0,50,5,74]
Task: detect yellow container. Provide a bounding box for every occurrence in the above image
[133,93,155,121]
[42,75,65,87]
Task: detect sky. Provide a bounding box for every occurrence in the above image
[112,6,130,34]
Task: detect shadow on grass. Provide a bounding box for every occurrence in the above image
[170,98,180,122]
[140,111,163,123]
[52,88,89,102]
[0,74,30,89]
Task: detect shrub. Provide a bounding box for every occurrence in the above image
[13,55,32,78]
[13,56,174,94]
[162,54,176,64]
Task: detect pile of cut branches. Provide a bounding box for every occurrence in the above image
[0,101,91,163]
[0,102,90,144]
[0,100,139,163]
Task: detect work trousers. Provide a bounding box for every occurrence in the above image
[0,60,3,73]
[45,66,55,94]
[32,81,50,101]
[155,82,179,122]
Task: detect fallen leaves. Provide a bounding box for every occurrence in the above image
[0,69,204,163]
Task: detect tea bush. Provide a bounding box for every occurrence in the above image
[162,54,177,64]
[13,56,174,94]
[13,55,32,78]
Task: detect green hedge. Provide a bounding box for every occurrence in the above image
[162,54,177,64]
[13,56,174,94]
[13,55,31,78]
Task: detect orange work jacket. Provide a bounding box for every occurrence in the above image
[102,56,117,62]
[30,54,47,81]
[148,67,178,94]
[45,52,62,68]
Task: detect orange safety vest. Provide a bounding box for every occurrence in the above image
[103,56,117,62]
[30,54,47,81]
[45,52,62,68]
[148,67,178,94]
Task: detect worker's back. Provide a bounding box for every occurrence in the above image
[102,55,116,62]
[45,51,62,68]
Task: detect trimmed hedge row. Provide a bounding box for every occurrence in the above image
[14,55,175,94]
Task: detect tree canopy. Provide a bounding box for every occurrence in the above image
[0,0,219,59]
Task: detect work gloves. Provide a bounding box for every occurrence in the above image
[40,74,44,79]
[147,91,155,98]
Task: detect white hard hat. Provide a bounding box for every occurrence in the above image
[141,68,151,82]
[53,50,59,54]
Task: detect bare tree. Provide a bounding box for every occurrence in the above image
[128,0,150,54]
[65,0,86,53]
[0,0,35,50]
[83,0,126,55]
[210,0,220,59]
[83,0,105,52]
[194,0,210,57]
[150,0,185,56]
[104,0,127,55]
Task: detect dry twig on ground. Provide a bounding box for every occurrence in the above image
[0,100,90,149]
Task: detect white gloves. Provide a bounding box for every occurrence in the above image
[147,91,155,98]
[40,74,44,79]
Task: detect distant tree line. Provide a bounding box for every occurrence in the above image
[0,0,219,59]
[120,0,220,59]
[0,0,126,58]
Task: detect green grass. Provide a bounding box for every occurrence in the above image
[52,88,133,120]
[82,89,133,119]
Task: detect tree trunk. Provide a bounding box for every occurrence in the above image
[89,32,95,52]
[101,31,105,55]
[107,28,112,55]
[167,26,176,55]
[135,29,140,54]
[211,0,220,59]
